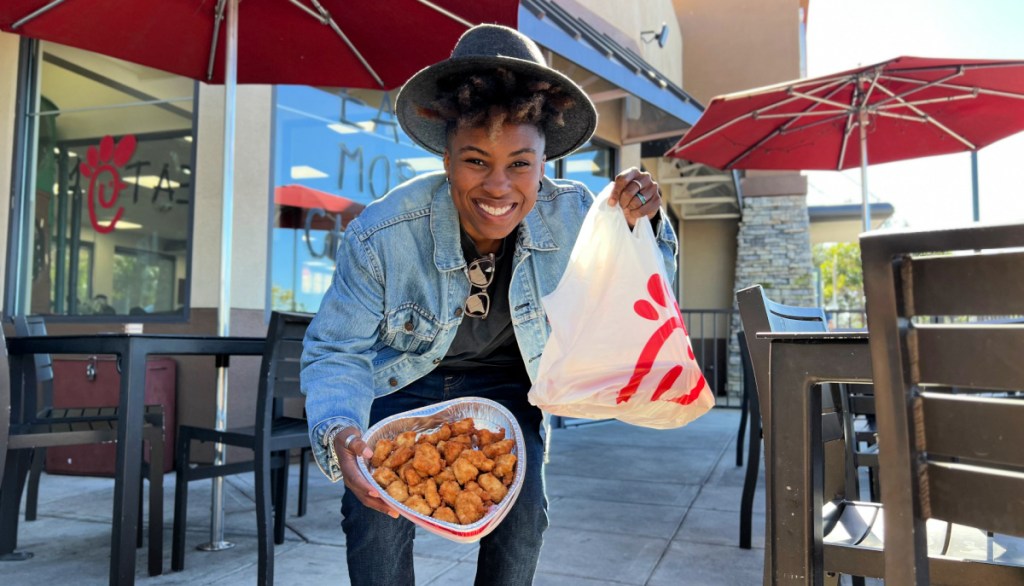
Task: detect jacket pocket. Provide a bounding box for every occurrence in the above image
[382,304,441,355]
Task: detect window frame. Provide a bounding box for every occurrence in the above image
[4,38,199,323]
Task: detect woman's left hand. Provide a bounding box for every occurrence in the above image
[607,167,662,228]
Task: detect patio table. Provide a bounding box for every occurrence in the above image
[759,331,872,585]
[2,333,265,585]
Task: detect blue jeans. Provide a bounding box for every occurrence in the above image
[341,365,548,586]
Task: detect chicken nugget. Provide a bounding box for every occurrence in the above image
[421,424,452,445]
[370,438,394,468]
[464,480,492,506]
[402,465,423,487]
[477,473,508,503]
[492,453,517,485]
[435,466,456,483]
[404,495,433,516]
[452,456,479,486]
[451,418,475,436]
[439,480,461,507]
[423,477,442,509]
[382,445,414,469]
[474,427,505,447]
[395,430,417,449]
[454,491,488,525]
[450,433,473,446]
[412,442,442,476]
[483,439,514,459]
[385,480,409,503]
[440,440,467,464]
[371,466,400,488]
[432,506,458,524]
[460,449,495,472]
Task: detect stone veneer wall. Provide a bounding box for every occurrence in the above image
[726,194,817,397]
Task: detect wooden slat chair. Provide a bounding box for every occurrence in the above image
[861,223,1024,585]
[13,316,166,524]
[736,285,873,585]
[172,311,313,586]
[0,324,165,575]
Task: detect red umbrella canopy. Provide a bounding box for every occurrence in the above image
[666,56,1024,171]
[0,0,518,88]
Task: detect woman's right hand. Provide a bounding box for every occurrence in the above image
[334,426,400,518]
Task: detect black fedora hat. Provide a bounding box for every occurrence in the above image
[396,24,597,161]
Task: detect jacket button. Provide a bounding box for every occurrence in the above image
[404,321,414,331]
[432,358,441,364]
[454,308,463,317]
[388,377,398,387]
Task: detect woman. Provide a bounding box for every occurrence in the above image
[301,24,677,585]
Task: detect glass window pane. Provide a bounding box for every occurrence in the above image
[17,42,194,318]
[560,141,614,194]
[271,87,436,312]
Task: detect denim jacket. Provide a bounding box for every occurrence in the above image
[302,171,678,481]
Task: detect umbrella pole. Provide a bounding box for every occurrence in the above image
[971,150,980,222]
[859,113,871,232]
[199,0,238,553]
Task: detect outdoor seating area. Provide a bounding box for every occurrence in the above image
[0,407,762,585]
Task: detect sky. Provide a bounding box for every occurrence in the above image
[804,0,1024,229]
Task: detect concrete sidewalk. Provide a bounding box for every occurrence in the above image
[1,408,766,585]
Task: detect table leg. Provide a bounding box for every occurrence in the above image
[110,341,146,585]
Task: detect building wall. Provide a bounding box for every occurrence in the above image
[0,33,19,298]
[673,0,803,104]
[190,84,273,312]
[571,0,684,87]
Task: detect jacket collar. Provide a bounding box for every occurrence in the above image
[430,176,559,271]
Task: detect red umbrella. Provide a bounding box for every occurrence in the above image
[666,57,1024,229]
[1,0,518,571]
[1,0,517,88]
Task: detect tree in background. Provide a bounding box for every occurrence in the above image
[813,242,865,328]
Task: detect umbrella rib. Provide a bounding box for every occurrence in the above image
[206,0,228,81]
[10,0,68,29]
[417,0,473,27]
[290,0,386,88]
[883,74,1024,101]
[726,81,852,168]
[873,83,976,149]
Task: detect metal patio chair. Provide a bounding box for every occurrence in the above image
[172,311,313,586]
[0,323,165,575]
[861,222,1024,585]
[736,285,873,585]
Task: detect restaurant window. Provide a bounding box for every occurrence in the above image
[270,86,616,313]
[7,40,195,320]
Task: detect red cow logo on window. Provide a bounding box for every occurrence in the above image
[79,134,137,233]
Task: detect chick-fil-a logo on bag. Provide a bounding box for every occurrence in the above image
[616,273,707,406]
[79,134,137,233]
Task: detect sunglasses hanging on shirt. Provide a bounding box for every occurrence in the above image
[464,253,496,319]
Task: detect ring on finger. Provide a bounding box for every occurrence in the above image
[343,433,359,451]
[636,193,647,206]
[629,179,643,194]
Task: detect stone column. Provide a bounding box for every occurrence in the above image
[726,174,817,397]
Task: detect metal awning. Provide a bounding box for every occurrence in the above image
[519,0,702,144]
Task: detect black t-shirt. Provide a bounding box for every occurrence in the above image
[440,228,521,370]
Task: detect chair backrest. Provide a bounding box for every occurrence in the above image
[736,285,832,437]
[255,311,314,431]
[861,222,1024,585]
[13,316,54,408]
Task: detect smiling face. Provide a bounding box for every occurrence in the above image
[444,123,546,255]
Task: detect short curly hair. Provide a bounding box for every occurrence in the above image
[416,67,577,148]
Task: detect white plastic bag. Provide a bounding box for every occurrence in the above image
[528,184,714,429]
